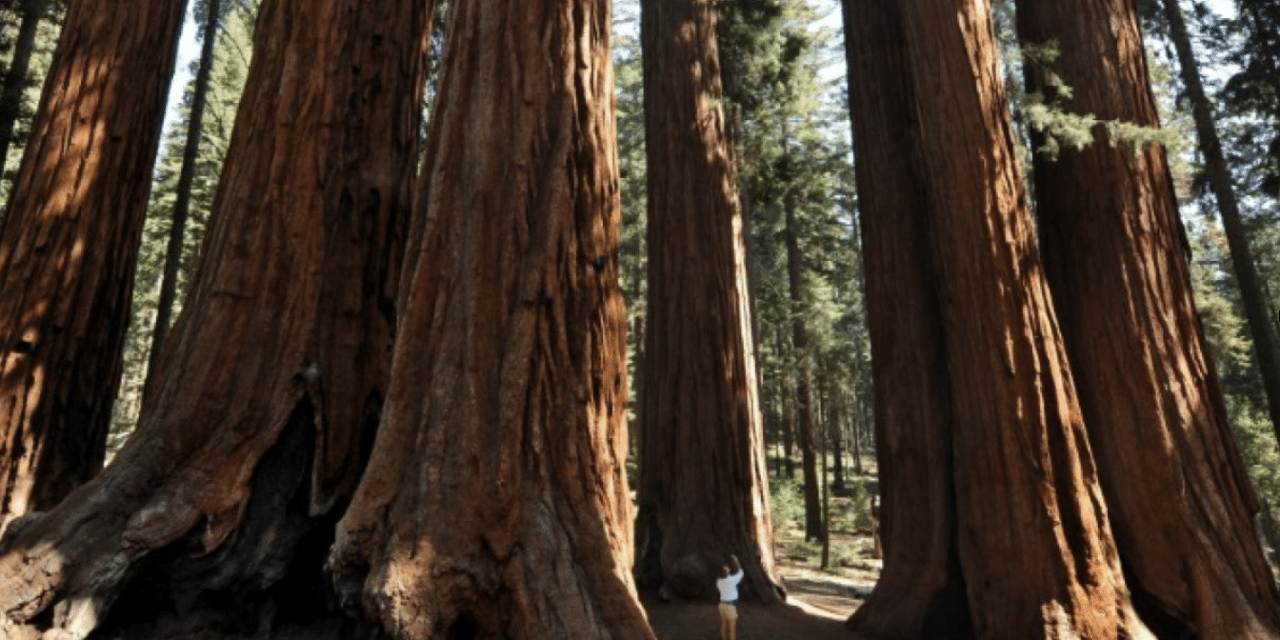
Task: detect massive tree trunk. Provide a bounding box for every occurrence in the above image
[144,0,225,393]
[0,0,184,528]
[0,0,425,637]
[1162,0,1280,448]
[0,0,46,180]
[326,1,656,638]
[840,0,970,633]
[631,0,782,604]
[1018,0,1280,635]
[843,0,1153,636]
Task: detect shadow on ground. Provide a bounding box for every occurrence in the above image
[643,573,870,640]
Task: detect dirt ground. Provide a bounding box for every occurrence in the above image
[643,579,861,640]
[644,526,880,640]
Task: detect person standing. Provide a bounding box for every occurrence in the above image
[716,554,744,640]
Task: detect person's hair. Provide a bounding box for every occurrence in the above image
[719,564,730,578]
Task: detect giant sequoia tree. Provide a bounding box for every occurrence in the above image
[0,0,425,636]
[1018,0,1280,634]
[632,0,782,604]
[325,0,656,637]
[0,0,184,527]
[843,0,1151,636]
[838,0,965,632]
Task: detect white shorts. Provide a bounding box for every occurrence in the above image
[719,602,738,621]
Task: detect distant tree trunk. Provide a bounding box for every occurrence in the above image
[1019,0,1280,635]
[779,325,796,479]
[632,0,781,604]
[0,0,45,180]
[849,400,862,475]
[0,0,426,637]
[144,0,224,394]
[843,0,1151,636]
[819,415,830,569]
[1260,498,1280,567]
[327,0,658,637]
[1162,0,1280,446]
[0,0,184,529]
[830,389,845,493]
[784,190,823,542]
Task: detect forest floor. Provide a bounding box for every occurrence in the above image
[644,495,881,640]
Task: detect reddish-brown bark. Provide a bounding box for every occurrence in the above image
[839,0,969,634]
[1019,0,1280,635]
[326,1,655,638]
[843,0,1153,636]
[0,0,185,528]
[0,0,425,637]
[633,0,782,605]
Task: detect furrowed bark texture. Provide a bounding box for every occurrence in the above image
[0,0,184,527]
[845,0,1155,637]
[904,1,1146,635]
[1018,0,1280,635]
[633,0,781,604]
[841,0,970,635]
[0,0,424,637]
[327,1,655,638]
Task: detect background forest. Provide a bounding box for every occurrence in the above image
[1,0,1278,572]
[0,0,1279,636]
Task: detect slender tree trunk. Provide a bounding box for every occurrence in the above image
[0,0,184,529]
[1163,0,1280,445]
[144,0,225,394]
[1258,498,1280,568]
[780,325,796,479]
[844,0,1152,636]
[328,0,658,637]
[831,389,845,493]
[784,186,823,542]
[0,0,427,637]
[631,0,781,604]
[850,399,862,475]
[0,0,46,180]
[819,416,830,569]
[1019,0,1280,635]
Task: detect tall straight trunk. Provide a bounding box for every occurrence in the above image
[144,0,225,392]
[779,325,796,479]
[0,0,46,180]
[632,0,781,604]
[850,398,863,475]
[0,0,427,636]
[328,0,657,637]
[1164,0,1280,445]
[840,0,970,632]
[831,387,845,492]
[0,0,184,528]
[784,191,823,542]
[844,0,1152,636]
[1018,0,1280,635]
